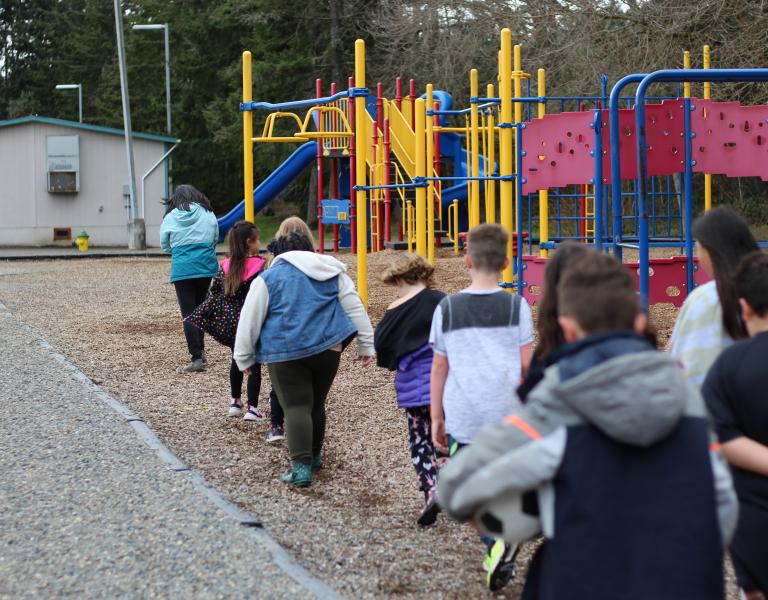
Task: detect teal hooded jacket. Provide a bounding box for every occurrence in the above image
[160,204,219,282]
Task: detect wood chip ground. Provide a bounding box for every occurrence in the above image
[0,251,736,598]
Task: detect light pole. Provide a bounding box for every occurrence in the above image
[132,23,171,135]
[55,84,82,123]
[114,0,144,249]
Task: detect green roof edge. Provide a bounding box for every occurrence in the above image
[0,115,181,144]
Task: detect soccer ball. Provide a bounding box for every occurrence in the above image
[474,491,542,544]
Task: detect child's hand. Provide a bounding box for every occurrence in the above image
[358,355,375,367]
[432,418,448,454]
[243,367,252,375]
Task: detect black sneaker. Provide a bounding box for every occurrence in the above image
[417,489,441,527]
[485,540,518,591]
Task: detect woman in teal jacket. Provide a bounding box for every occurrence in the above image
[160,185,219,372]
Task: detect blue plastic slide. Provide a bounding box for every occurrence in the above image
[217,141,316,242]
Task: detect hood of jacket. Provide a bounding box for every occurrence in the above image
[272,251,347,281]
[530,333,690,448]
[169,203,210,226]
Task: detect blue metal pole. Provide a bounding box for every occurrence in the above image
[592,108,603,250]
[608,74,646,262]
[634,97,651,308]
[683,96,695,295]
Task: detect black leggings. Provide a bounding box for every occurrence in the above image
[173,277,211,360]
[268,350,340,464]
[229,359,260,406]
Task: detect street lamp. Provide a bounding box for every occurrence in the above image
[132,23,171,135]
[55,84,82,123]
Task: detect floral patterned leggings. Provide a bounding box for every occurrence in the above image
[405,406,440,496]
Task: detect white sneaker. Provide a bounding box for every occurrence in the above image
[228,401,243,417]
[243,407,265,421]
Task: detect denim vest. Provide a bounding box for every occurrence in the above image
[254,260,357,363]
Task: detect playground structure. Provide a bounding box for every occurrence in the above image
[233,31,768,307]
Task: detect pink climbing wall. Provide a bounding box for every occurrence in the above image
[520,98,768,194]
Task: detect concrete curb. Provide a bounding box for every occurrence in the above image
[0,300,344,600]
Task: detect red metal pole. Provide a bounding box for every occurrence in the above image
[384,116,392,244]
[348,76,357,253]
[409,78,416,130]
[433,100,442,248]
[315,79,325,253]
[395,77,403,112]
[330,82,340,253]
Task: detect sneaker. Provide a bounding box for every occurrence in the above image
[417,488,441,527]
[243,407,265,421]
[228,400,243,417]
[484,540,518,592]
[311,453,322,471]
[183,358,205,373]
[266,426,285,443]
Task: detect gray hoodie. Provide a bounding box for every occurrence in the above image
[438,347,737,546]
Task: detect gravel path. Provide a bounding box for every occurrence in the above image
[0,253,736,598]
[0,301,338,600]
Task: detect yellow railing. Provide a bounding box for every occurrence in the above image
[253,112,309,143]
[584,184,595,240]
[446,199,460,254]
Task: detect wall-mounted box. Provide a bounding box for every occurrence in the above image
[47,135,80,193]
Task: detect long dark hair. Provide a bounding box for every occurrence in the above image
[693,207,758,340]
[535,242,590,359]
[225,221,260,296]
[164,184,213,214]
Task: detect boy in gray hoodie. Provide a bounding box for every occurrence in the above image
[438,250,737,600]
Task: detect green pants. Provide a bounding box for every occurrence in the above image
[268,350,341,465]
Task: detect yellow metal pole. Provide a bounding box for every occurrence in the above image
[683,50,691,99]
[415,97,427,257]
[537,68,549,258]
[486,83,496,224]
[354,39,368,306]
[500,29,513,285]
[242,51,254,223]
[453,199,459,254]
[426,84,436,264]
[470,69,480,228]
[703,44,712,212]
[513,44,523,234]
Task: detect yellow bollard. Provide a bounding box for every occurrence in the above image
[499,29,514,285]
[538,68,549,258]
[426,84,436,264]
[354,39,368,306]
[242,51,254,223]
[415,98,427,257]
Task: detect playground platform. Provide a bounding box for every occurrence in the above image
[0,300,340,599]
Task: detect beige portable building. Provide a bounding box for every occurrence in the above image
[0,116,179,247]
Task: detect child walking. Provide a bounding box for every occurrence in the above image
[259,216,320,443]
[439,250,737,600]
[703,251,768,599]
[429,224,534,591]
[186,220,266,420]
[234,229,375,487]
[374,254,446,526]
